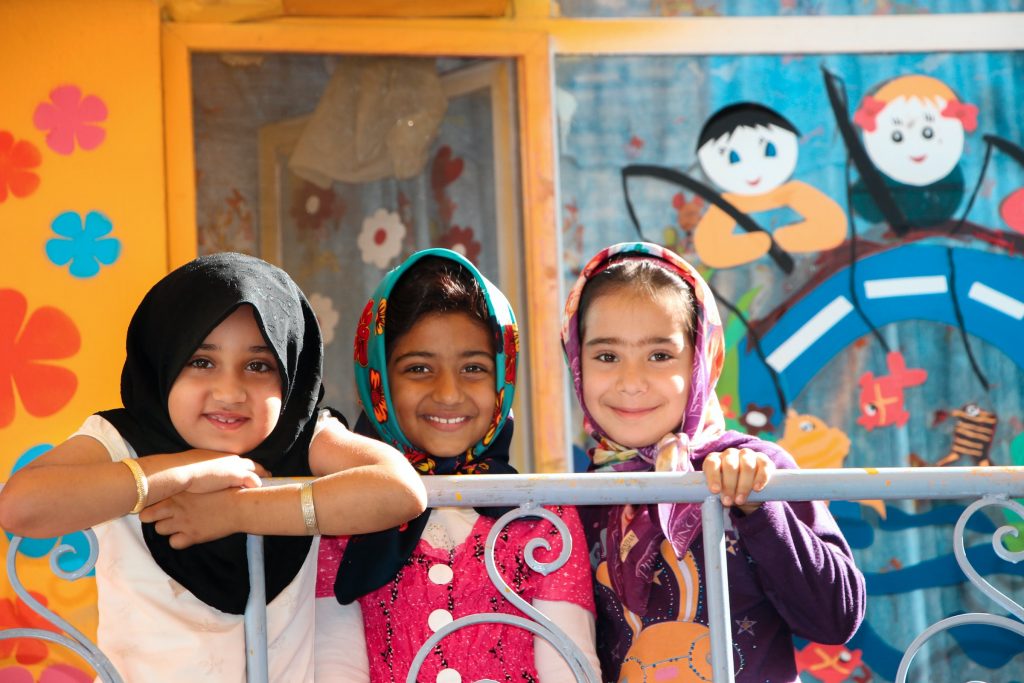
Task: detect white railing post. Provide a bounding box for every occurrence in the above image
[701,495,735,682]
[245,534,269,683]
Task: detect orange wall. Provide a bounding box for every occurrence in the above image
[0,0,165,676]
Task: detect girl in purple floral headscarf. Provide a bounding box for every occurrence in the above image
[562,242,865,683]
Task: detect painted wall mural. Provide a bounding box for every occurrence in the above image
[1,0,166,679]
[558,50,1024,681]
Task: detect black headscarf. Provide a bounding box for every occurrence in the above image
[99,252,322,615]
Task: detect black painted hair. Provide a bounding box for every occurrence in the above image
[696,102,799,151]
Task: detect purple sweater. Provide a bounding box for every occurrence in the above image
[579,443,866,683]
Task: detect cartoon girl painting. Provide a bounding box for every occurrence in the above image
[850,74,979,228]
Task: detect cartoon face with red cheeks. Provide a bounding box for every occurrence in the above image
[697,113,800,196]
[855,74,978,187]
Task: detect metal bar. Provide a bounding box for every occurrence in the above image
[244,534,269,683]
[701,495,735,683]
[410,467,1024,507]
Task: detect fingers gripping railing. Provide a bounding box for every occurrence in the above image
[4,467,1024,683]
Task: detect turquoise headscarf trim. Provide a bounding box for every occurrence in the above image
[352,248,518,459]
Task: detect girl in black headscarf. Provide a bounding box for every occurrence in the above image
[0,252,425,682]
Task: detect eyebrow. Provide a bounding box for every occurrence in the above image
[585,336,682,347]
[196,343,273,354]
[391,349,493,363]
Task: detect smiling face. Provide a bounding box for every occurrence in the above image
[168,305,283,454]
[697,124,799,196]
[581,288,695,449]
[862,96,965,186]
[387,312,497,458]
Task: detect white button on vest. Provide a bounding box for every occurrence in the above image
[436,668,462,683]
[428,564,454,585]
[428,608,454,633]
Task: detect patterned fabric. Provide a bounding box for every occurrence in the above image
[561,241,728,613]
[335,248,521,604]
[319,506,596,683]
[353,247,517,461]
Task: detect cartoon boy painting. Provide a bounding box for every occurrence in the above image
[693,103,846,269]
[851,74,978,227]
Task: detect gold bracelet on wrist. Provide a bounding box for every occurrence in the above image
[299,481,320,536]
[122,458,149,515]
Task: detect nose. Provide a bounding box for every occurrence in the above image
[212,370,246,404]
[616,360,646,395]
[432,369,463,405]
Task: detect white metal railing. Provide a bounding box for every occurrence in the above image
[4,466,1024,682]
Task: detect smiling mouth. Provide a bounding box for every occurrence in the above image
[424,415,472,431]
[204,414,248,430]
[610,406,657,419]
[910,154,927,163]
[747,177,761,186]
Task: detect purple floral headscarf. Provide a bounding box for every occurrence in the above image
[561,241,729,614]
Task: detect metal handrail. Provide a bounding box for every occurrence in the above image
[3,466,1023,682]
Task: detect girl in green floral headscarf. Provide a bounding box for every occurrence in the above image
[315,248,601,683]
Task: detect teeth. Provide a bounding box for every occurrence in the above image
[426,416,468,425]
[209,415,242,424]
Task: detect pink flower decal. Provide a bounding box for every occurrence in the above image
[0,132,42,203]
[33,85,108,155]
[0,290,81,428]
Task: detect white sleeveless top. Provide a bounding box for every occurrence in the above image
[77,414,320,683]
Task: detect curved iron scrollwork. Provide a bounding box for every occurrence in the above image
[895,495,1024,683]
[1,532,124,683]
[406,502,600,683]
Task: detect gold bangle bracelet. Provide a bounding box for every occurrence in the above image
[122,458,149,515]
[299,481,320,536]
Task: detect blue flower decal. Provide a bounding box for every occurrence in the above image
[5,444,94,575]
[46,210,121,278]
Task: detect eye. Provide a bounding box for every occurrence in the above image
[463,363,493,375]
[595,352,617,363]
[922,127,934,140]
[799,420,814,432]
[891,130,904,143]
[864,404,878,415]
[728,149,741,165]
[246,360,275,373]
[403,364,431,375]
[764,142,777,158]
[188,357,213,370]
[649,352,673,362]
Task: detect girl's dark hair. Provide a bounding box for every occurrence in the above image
[385,256,492,357]
[697,102,799,151]
[578,258,697,345]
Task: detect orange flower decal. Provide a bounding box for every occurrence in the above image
[0,131,42,203]
[0,592,62,664]
[0,290,80,428]
[369,368,388,423]
[354,298,373,367]
[375,297,387,336]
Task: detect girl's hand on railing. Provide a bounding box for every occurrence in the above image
[702,448,775,514]
[141,489,240,549]
[176,451,268,494]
